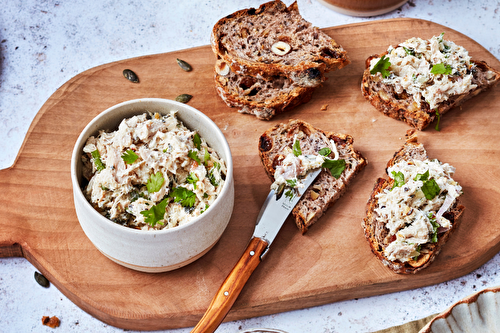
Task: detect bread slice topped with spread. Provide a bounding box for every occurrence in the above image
[214,58,315,120]
[361,33,500,130]
[211,0,349,88]
[258,119,367,233]
[363,130,465,274]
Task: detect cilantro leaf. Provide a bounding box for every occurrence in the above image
[193,133,201,150]
[430,63,452,75]
[286,179,297,188]
[292,139,302,157]
[318,147,331,157]
[413,245,421,261]
[428,213,440,243]
[322,159,346,179]
[204,148,210,165]
[186,172,199,189]
[91,150,106,172]
[370,55,391,78]
[121,149,139,164]
[188,150,201,164]
[146,171,164,193]
[169,187,196,207]
[391,171,405,190]
[421,178,441,200]
[403,47,415,56]
[140,197,169,227]
[208,169,219,187]
[414,169,430,182]
[435,109,441,131]
[284,189,294,201]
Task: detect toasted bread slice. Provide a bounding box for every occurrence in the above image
[362,130,465,274]
[258,119,367,233]
[361,36,500,130]
[211,1,349,88]
[214,62,314,120]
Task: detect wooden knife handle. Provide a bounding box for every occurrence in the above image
[190,236,269,333]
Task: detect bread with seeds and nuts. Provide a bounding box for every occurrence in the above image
[361,34,500,130]
[362,130,465,274]
[258,119,367,233]
[211,0,349,88]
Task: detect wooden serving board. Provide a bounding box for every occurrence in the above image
[1,19,500,330]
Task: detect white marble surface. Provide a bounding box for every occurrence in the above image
[1,0,500,332]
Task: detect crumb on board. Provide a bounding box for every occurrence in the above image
[320,104,328,111]
[42,316,60,328]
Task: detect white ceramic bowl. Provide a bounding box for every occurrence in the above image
[71,98,234,273]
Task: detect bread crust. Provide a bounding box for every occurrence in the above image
[361,53,500,130]
[258,119,367,233]
[214,68,314,120]
[362,130,465,274]
[211,1,349,87]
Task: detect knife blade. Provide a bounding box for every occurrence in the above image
[191,168,322,333]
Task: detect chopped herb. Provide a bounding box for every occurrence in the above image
[169,187,196,207]
[414,169,430,181]
[193,133,201,150]
[413,245,421,261]
[200,204,209,214]
[208,169,219,187]
[188,150,201,164]
[430,63,453,75]
[292,139,302,157]
[204,148,210,165]
[121,149,139,164]
[146,171,164,193]
[213,161,221,170]
[391,171,405,190]
[284,189,294,201]
[370,55,391,78]
[322,159,346,179]
[435,109,441,131]
[140,197,169,226]
[403,47,415,56]
[421,178,441,200]
[428,213,440,243]
[318,147,331,157]
[91,150,105,172]
[186,172,199,189]
[286,179,297,188]
[130,190,147,202]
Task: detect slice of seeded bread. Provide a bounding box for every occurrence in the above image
[362,54,500,130]
[211,0,349,88]
[362,130,465,274]
[258,119,367,233]
[214,63,314,120]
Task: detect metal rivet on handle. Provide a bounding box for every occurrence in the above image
[224,291,229,296]
[250,251,255,256]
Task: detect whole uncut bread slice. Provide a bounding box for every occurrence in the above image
[214,64,314,120]
[211,0,349,88]
[362,54,500,130]
[258,119,367,233]
[362,130,465,274]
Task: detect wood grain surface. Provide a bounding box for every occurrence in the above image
[1,19,500,330]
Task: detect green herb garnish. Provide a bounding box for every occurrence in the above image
[413,245,421,261]
[284,189,294,201]
[169,187,196,207]
[318,147,331,157]
[391,171,405,190]
[146,171,164,193]
[121,149,139,164]
[188,150,201,164]
[430,63,452,75]
[140,197,169,226]
[208,169,219,187]
[428,213,440,243]
[292,139,302,157]
[203,148,210,165]
[186,172,199,189]
[403,47,415,56]
[193,133,201,150]
[421,178,441,200]
[370,55,391,78]
[322,159,346,179]
[91,150,106,172]
[286,179,297,188]
[414,169,430,182]
[435,109,441,131]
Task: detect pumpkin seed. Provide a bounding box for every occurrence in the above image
[176,94,192,103]
[35,271,50,288]
[123,69,139,83]
[176,58,192,72]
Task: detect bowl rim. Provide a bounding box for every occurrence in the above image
[70,97,234,235]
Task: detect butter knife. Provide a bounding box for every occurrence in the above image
[191,168,322,333]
